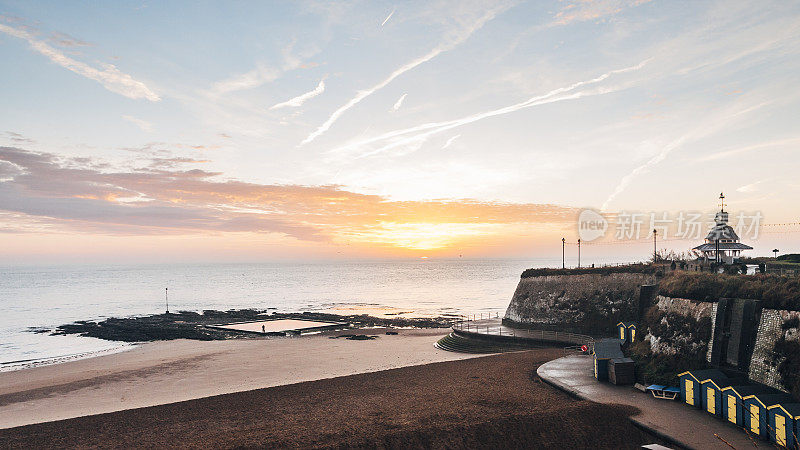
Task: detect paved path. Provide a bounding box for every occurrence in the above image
[453,318,592,345]
[538,354,760,450]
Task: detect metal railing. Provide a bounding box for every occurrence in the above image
[452,316,594,347]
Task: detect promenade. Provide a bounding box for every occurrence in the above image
[538,355,759,450]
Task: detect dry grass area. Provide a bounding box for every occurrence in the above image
[0,348,650,449]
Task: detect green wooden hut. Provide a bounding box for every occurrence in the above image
[742,393,794,439]
[700,376,735,417]
[767,402,800,448]
[678,369,727,408]
[721,385,779,427]
[593,339,623,381]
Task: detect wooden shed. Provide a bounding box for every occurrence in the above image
[593,339,624,381]
[742,393,795,439]
[608,357,635,385]
[767,402,800,448]
[616,322,637,344]
[700,376,735,417]
[678,369,727,408]
[721,385,779,427]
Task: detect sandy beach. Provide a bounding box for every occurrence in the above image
[0,328,478,429]
[0,348,649,449]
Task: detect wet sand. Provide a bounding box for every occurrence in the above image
[0,328,478,429]
[0,348,649,449]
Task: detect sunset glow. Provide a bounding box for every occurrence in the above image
[1,1,799,263]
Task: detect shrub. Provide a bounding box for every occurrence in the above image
[658,271,800,310]
[520,264,656,278]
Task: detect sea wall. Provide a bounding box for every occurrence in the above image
[749,309,800,394]
[503,273,655,335]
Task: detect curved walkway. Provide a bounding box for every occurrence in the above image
[538,355,759,450]
[453,318,593,346]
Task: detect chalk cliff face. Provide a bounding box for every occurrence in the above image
[503,273,655,335]
[640,296,714,357]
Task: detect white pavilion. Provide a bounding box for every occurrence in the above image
[693,193,753,264]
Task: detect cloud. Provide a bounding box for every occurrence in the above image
[300,2,515,145]
[48,31,91,48]
[211,41,320,95]
[381,8,396,27]
[441,134,461,149]
[391,93,407,112]
[553,0,652,26]
[0,23,159,102]
[0,147,576,247]
[211,64,281,95]
[3,132,35,144]
[122,115,154,132]
[601,100,771,210]
[270,78,326,109]
[332,59,649,159]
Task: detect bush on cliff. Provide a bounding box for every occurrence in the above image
[520,264,656,278]
[658,271,800,310]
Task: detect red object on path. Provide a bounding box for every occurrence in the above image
[581,345,588,353]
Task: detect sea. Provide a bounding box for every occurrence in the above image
[0,257,626,369]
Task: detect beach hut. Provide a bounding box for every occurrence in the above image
[721,385,779,427]
[608,357,635,385]
[593,339,624,381]
[678,369,727,408]
[700,376,735,417]
[767,402,800,448]
[742,393,795,439]
[616,322,637,343]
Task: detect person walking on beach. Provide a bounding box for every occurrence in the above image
[262,325,266,333]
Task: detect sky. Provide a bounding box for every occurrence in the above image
[1,0,799,264]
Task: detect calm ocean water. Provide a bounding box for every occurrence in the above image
[0,258,578,366]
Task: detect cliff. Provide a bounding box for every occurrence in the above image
[504,272,656,335]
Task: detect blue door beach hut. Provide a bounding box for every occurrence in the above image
[721,385,779,427]
[701,376,735,417]
[767,402,800,448]
[743,393,794,439]
[593,339,623,381]
[678,369,727,408]
[616,322,637,343]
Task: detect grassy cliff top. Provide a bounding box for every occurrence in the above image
[520,264,658,278]
[658,271,800,310]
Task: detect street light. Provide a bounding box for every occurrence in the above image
[773,249,780,259]
[165,287,169,314]
[562,237,566,269]
[653,229,657,263]
[577,239,581,268]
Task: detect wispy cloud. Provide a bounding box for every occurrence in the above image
[0,146,576,248]
[0,23,160,101]
[300,3,515,145]
[211,64,281,95]
[391,93,407,111]
[601,100,772,210]
[695,137,800,162]
[211,41,319,95]
[332,59,650,159]
[270,78,326,109]
[122,115,154,132]
[381,7,396,27]
[553,0,652,26]
[441,134,460,149]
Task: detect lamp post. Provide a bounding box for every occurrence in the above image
[773,249,780,259]
[653,229,657,263]
[562,237,566,269]
[577,239,581,268]
[165,287,169,314]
